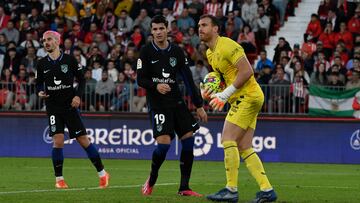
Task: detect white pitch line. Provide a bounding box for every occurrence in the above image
[0,183,177,195]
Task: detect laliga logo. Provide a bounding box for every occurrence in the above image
[193,126,213,157]
[43,126,53,144]
[350,129,360,150]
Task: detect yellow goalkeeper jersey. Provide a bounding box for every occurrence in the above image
[206,36,261,104]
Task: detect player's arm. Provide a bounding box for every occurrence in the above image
[210,43,252,111]
[136,48,158,93]
[72,56,85,108]
[179,51,208,122]
[35,61,49,98]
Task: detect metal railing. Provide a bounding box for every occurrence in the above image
[0,81,347,115]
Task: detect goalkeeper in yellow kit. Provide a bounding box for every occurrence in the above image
[198,15,277,203]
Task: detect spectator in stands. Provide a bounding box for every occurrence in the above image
[188,0,205,23]
[0,34,7,54]
[117,9,134,35]
[327,72,345,90]
[4,48,21,76]
[20,31,41,50]
[325,8,341,32]
[123,61,137,82]
[178,8,196,33]
[162,8,175,30]
[237,24,256,53]
[131,85,147,112]
[310,62,328,85]
[291,70,309,113]
[114,0,133,16]
[268,67,291,113]
[190,60,208,88]
[95,70,115,111]
[187,27,200,49]
[333,43,349,65]
[329,64,346,84]
[129,0,149,20]
[256,50,274,72]
[272,0,288,27]
[13,68,28,110]
[91,60,104,82]
[110,72,130,111]
[318,0,332,25]
[133,9,151,36]
[318,22,336,59]
[84,69,97,111]
[314,51,331,72]
[25,72,37,111]
[241,0,258,30]
[29,8,45,30]
[57,0,78,29]
[122,49,137,71]
[347,5,360,36]
[346,70,360,90]
[347,52,360,70]
[257,65,272,85]
[261,0,277,35]
[273,37,292,64]
[0,6,10,30]
[332,55,347,75]
[204,0,222,16]
[20,46,38,74]
[222,0,238,17]
[349,57,360,72]
[0,20,19,45]
[107,60,119,82]
[0,68,15,110]
[224,22,239,41]
[253,5,270,50]
[226,11,243,31]
[173,0,186,18]
[84,23,99,46]
[73,47,87,68]
[304,14,322,43]
[81,5,101,33]
[335,22,353,51]
[94,33,109,55]
[63,38,73,55]
[102,8,117,34]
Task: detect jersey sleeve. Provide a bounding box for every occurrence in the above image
[178,49,203,108]
[136,47,157,92]
[35,60,44,94]
[224,38,246,66]
[71,56,85,97]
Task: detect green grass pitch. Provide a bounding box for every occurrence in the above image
[0,158,359,203]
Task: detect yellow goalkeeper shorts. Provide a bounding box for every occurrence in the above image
[225,90,264,130]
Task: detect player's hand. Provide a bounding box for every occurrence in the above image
[209,92,227,111]
[199,82,213,101]
[196,107,208,123]
[38,91,49,99]
[71,96,81,108]
[157,83,171,94]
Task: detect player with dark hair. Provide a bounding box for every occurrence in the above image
[137,15,208,197]
[36,31,110,189]
[198,14,277,202]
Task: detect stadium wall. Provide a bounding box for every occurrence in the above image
[0,113,359,164]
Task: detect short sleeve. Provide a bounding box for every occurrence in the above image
[224,38,245,65]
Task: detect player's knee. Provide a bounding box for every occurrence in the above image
[76,135,90,147]
[52,134,64,148]
[181,136,194,151]
[238,143,252,152]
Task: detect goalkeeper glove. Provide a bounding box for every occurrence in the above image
[209,84,237,111]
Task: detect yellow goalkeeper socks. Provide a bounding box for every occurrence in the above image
[240,148,272,191]
[223,141,240,189]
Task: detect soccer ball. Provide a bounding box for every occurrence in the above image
[203,72,225,93]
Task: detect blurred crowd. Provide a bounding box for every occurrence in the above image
[255,0,360,113]
[0,0,358,114]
